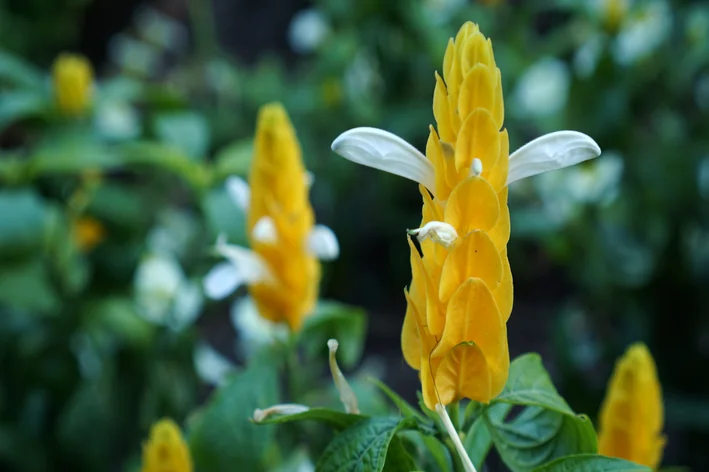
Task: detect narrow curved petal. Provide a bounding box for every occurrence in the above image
[225,176,250,211]
[252,216,277,244]
[214,239,273,285]
[331,127,436,193]
[203,262,242,299]
[307,224,339,260]
[507,131,601,185]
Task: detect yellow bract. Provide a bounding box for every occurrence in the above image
[52,53,94,116]
[598,343,665,469]
[247,103,320,332]
[402,22,512,409]
[141,418,192,472]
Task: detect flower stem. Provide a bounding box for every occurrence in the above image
[436,403,476,472]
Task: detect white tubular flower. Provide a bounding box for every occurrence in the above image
[408,221,459,249]
[225,176,250,211]
[307,224,340,260]
[252,216,277,244]
[202,236,273,300]
[327,338,359,414]
[331,128,600,194]
[253,403,310,423]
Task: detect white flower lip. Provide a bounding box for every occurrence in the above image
[203,261,242,300]
[331,127,601,191]
[507,130,602,185]
[307,224,339,260]
[331,127,436,193]
[204,237,273,299]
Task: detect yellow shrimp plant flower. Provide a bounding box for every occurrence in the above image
[141,418,192,472]
[331,22,601,410]
[598,342,665,469]
[204,103,339,332]
[52,53,94,116]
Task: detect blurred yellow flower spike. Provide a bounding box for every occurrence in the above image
[598,343,666,469]
[247,103,321,331]
[205,103,339,328]
[52,53,94,116]
[141,418,192,472]
[332,22,600,413]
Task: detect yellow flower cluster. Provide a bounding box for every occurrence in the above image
[598,343,665,469]
[141,418,192,472]
[52,53,94,116]
[247,103,320,331]
[402,22,512,409]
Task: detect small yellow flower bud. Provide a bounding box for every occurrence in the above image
[52,53,94,116]
[141,418,192,472]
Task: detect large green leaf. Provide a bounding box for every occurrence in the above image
[301,300,367,368]
[492,353,574,416]
[26,133,121,177]
[369,378,429,423]
[188,350,280,472]
[316,417,417,472]
[464,403,512,469]
[0,91,47,131]
[119,141,209,191]
[213,138,253,179]
[531,454,651,472]
[255,407,365,429]
[486,406,597,472]
[0,50,44,88]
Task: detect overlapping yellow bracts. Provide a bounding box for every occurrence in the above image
[247,103,320,332]
[141,419,192,472]
[52,54,93,116]
[401,22,513,409]
[598,343,665,469]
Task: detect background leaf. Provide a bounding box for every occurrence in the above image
[301,300,367,368]
[531,454,652,472]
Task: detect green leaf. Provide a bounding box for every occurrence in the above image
[316,417,416,472]
[301,300,367,368]
[28,134,122,176]
[213,139,253,179]
[154,111,210,159]
[0,50,44,88]
[119,141,209,191]
[0,91,47,131]
[202,185,248,246]
[531,454,651,472]
[383,436,417,472]
[493,353,574,416]
[369,378,429,423]
[189,351,280,472]
[255,407,365,429]
[0,257,59,312]
[486,407,598,472]
[0,189,50,258]
[464,403,512,470]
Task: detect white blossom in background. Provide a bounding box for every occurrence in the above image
[344,51,382,101]
[288,8,330,54]
[194,343,237,386]
[94,100,141,141]
[574,33,606,79]
[512,58,571,118]
[134,5,188,53]
[612,0,671,66]
[230,297,288,359]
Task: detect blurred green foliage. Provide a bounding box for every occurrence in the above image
[1,0,708,470]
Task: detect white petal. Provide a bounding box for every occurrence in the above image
[307,224,339,260]
[507,131,601,185]
[194,342,236,386]
[408,221,458,249]
[305,170,315,188]
[214,239,273,285]
[203,262,243,299]
[252,216,277,244]
[225,176,250,211]
[331,127,436,193]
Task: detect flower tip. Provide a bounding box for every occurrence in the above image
[327,338,339,351]
[252,408,267,422]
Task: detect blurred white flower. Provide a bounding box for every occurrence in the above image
[512,58,570,118]
[230,297,288,359]
[134,5,188,52]
[134,253,203,330]
[344,51,381,100]
[613,0,671,66]
[194,342,236,386]
[288,8,330,54]
[94,100,140,141]
[574,33,606,79]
